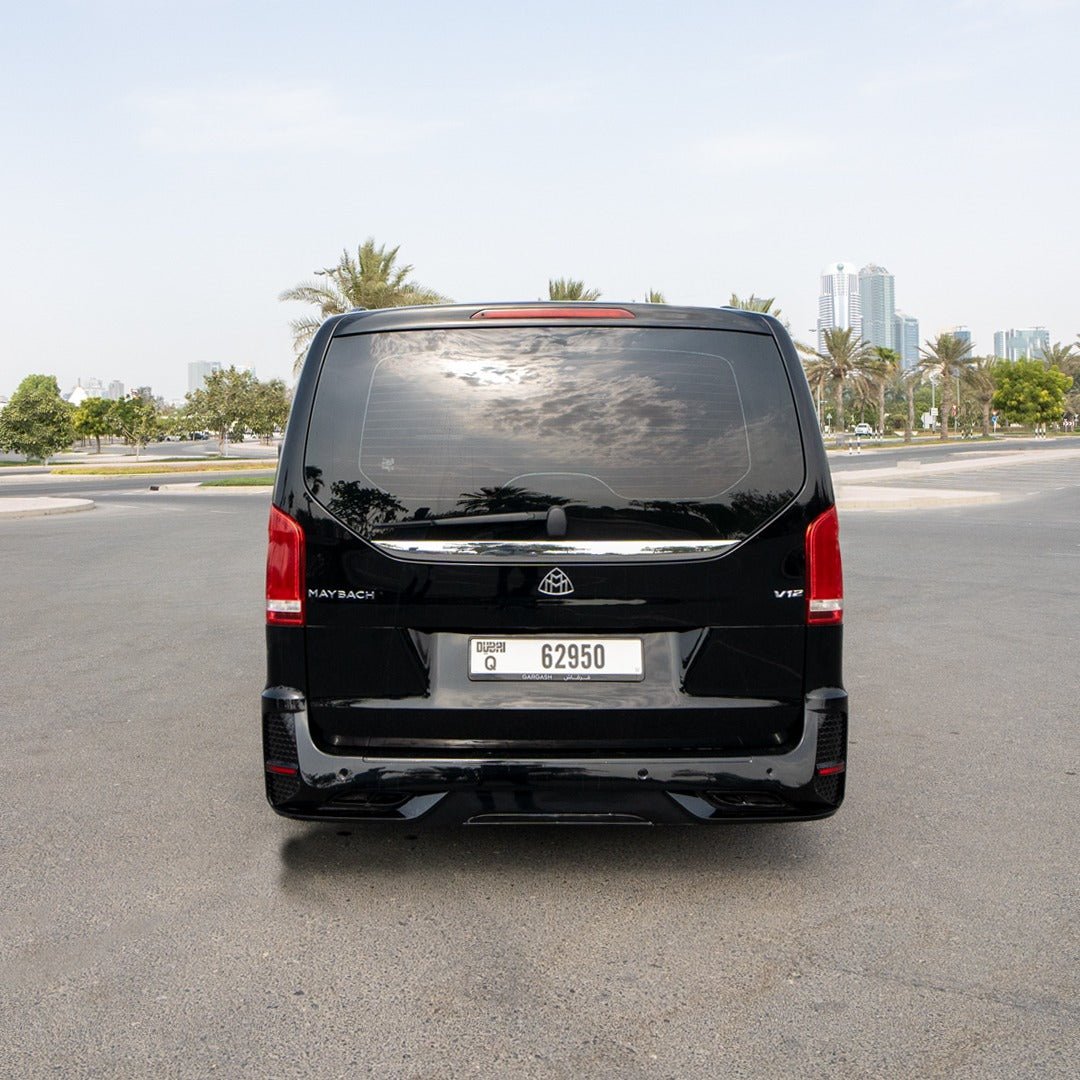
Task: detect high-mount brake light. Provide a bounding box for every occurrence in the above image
[266,505,305,626]
[805,505,843,625]
[471,307,635,320]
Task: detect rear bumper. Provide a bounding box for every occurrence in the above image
[261,686,847,824]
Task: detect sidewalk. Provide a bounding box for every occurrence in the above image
[833,445,1080,512]
[0,497,95,519]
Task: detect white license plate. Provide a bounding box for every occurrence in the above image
[468,637,644,681]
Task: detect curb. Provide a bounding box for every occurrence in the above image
[0,497,96,519]
[835,486,1000,512]
[150,483,272,494]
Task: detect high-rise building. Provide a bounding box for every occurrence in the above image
[188,361,222,394]
[106,380,125,401]
[132,386,154,402]
[949,326,973,354]
[857,264,895,351]
[994,327,1048,361]
[894,312,920,370]
[817,262,861,352]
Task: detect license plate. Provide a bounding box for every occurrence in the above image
[468,637,644,681]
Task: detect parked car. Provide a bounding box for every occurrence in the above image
[263,303,846,824]
[853,422,873,436]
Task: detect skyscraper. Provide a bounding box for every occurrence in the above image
[858,264,895,351]
[188,361,222,394]
[894,312,920,370]
[994,328,1049,361]
[817,262,861,352]
[950,326,973,354]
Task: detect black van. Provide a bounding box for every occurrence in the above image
[263,303,846,824]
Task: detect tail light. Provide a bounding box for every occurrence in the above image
[266,506,305,625]
[805,506,843,625]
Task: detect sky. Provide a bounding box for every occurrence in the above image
[1,0,1077,401]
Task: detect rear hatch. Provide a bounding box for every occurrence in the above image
[299,318,812,757]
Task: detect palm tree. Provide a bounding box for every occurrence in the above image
[919,332,976,440]
[728,293,814,357]
[1040,341,1078,371]
[964,357,999,437]
[548,278,601,301]
[280,238,446,372]
[645,289,667,304]
[872,347,901,434]
[728,293,780,316]
[804,327,879,433]
[900,368,920,443]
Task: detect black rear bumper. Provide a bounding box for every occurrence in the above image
[261,686,847,824]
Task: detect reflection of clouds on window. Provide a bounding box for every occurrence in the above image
[357,329,752,501]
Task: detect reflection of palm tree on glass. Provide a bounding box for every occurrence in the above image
[327,481,407,535]
[455,485,570,514]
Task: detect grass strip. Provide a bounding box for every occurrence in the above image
[51,461,274,476]
[199,476,275,487]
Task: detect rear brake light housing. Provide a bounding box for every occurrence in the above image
[805,506,843,625]
[266,505,305,625]
[471,307,635,320]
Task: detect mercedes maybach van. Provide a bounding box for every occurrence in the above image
[263,303,846,824]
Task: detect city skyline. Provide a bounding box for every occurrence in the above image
[23,290,1073,409]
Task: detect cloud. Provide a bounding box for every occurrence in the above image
[131,83,446,154]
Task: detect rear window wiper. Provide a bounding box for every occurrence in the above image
[372,506,568,537]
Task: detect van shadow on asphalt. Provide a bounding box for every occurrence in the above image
[278,817,832,893]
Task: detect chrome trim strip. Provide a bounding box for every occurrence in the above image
[371,539,739,561]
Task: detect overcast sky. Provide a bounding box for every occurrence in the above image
[1,0,1076,401]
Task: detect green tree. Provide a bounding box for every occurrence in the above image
[72,396,113,453]
[644,289,667,304]
[991,359,1071,429]
[804,328,879,433]
[919,332,975,440]
[0,374,75,463]
[547,278,601,301]
[280,238,446,372]
[184,366,259,455]
[250,379,291,443]
[109,394,161,458]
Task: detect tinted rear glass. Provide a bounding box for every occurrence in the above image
[305,326,804,544]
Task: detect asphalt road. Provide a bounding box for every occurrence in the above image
[1,471,1077,1078]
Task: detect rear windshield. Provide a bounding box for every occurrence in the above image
[304,326,804,549]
